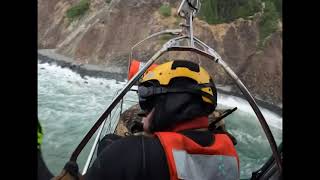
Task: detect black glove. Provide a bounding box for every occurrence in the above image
[52,161,83,180]
[64,161,80,179]
[128,120,144,134]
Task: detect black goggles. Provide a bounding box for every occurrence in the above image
[138,84,216,107]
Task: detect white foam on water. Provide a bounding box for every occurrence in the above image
[38,62,282,178]
[217,93,282,130]
[38,62,131,173]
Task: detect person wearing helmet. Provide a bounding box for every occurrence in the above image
[47,60,239,180]
[80,60,239,180]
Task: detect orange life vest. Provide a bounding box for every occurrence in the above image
[154,131,239,180]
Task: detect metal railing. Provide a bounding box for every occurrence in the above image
[69,0,282,176]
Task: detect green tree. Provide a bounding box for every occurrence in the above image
[199,0,219,24]
[199,0,261,24]
[159,4,171,17]
[259,1,279,47]
[66,0,90,21]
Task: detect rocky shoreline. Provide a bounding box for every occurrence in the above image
[38,49,282,116]
[38,49,127,81]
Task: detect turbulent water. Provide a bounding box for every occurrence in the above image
[38,62,282,179]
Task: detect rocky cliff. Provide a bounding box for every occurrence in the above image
[38,0,282,105]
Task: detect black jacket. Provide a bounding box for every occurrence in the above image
[84,130,215,180]
[38,130,231,180]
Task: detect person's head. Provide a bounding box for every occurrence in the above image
[138,60,217,133]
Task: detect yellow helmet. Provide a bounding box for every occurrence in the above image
[138,60,217,113]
